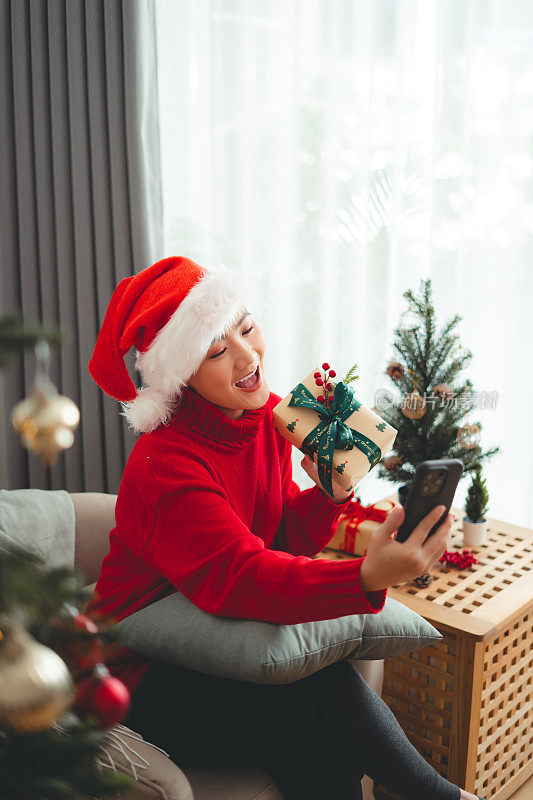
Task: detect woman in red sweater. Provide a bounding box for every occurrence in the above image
[86,257,480,800]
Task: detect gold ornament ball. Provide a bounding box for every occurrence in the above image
[384,455,403,471]
[401,390,427,419]
[386,361,405,382]
[0,625,74,733]
[432,383,454,400]
[457,423,481,449]
[12,382,80,466]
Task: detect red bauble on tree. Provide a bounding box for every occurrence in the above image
[51,609,104,678]
[73,664,130,729]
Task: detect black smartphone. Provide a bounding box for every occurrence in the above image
[394,459,463,544]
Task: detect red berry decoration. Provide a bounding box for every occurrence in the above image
[73,664,130,729]
[53,611,104,677]
[316,363,337,405]
[439,549,478,569]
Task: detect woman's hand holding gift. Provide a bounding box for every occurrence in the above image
[359,504,454,591]
[301,453,354,504]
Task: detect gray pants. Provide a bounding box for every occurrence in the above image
[124,658,462,800]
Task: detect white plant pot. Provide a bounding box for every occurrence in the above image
[462,516,488,547]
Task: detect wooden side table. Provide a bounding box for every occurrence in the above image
[315,495,533,800]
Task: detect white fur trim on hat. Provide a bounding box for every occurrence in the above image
[120,268,249,434]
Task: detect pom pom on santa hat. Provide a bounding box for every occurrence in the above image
[88,256,249,434]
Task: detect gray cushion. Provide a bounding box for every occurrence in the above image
[110,591,441,684]
[0,488,75,568]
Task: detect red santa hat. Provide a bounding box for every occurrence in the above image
[88,255,249,434]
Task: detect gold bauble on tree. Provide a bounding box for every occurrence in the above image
[431,383,454,401]
[0,623,74,733]
[402,368,427,419]
[383,454,403,471]
[457,423,481,449]
[401,390,427,419]
[11,340,79,466]
[386,361,405,382]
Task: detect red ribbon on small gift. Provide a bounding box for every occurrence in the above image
[340,499,395,552]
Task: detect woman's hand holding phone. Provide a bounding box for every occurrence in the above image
[359,504,454,592]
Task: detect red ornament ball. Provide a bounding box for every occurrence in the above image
[326,383,333,390]
[322,362,330,370]
[329,370,336,378]
[73,664,130,729]
[315,377,324,386]
[313,371,321,378]
[317,395,325,402]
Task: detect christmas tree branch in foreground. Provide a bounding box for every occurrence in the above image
[0,543,131,800]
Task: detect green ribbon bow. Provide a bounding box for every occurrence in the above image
[288,380,382,498]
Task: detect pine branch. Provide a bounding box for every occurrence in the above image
[0,542,86,625]
[431,351,473,390]
[377,464,416,484]
[343,362,360,385]
[426,314,462,377]
[0,315,63,369]
[393,329,427,385]
[1,719,130,800]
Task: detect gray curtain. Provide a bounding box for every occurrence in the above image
[0,0,163,492]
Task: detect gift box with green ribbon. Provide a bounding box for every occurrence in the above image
[272,367,397,497]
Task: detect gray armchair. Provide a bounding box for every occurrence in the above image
[2,488,384,800]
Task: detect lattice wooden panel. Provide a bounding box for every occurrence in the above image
[397,519,533,614]
[476,608,533,798]
[373,635,458,800]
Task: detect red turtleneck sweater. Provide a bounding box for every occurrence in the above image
[85,387,387,693]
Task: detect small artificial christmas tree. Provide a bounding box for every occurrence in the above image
[465,465,489,523]
[377,278,499,487]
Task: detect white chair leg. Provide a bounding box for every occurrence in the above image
[349,659,385,800]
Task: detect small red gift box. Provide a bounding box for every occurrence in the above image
[328,498,396,556]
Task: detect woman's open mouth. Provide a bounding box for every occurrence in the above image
[234,365,262,392]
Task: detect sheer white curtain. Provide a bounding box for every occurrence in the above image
[154,0,533,527]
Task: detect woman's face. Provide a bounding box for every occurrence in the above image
[187,310,270,419]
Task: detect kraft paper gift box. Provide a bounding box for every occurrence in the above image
[328,499,396,556]
[272,367,397,499]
